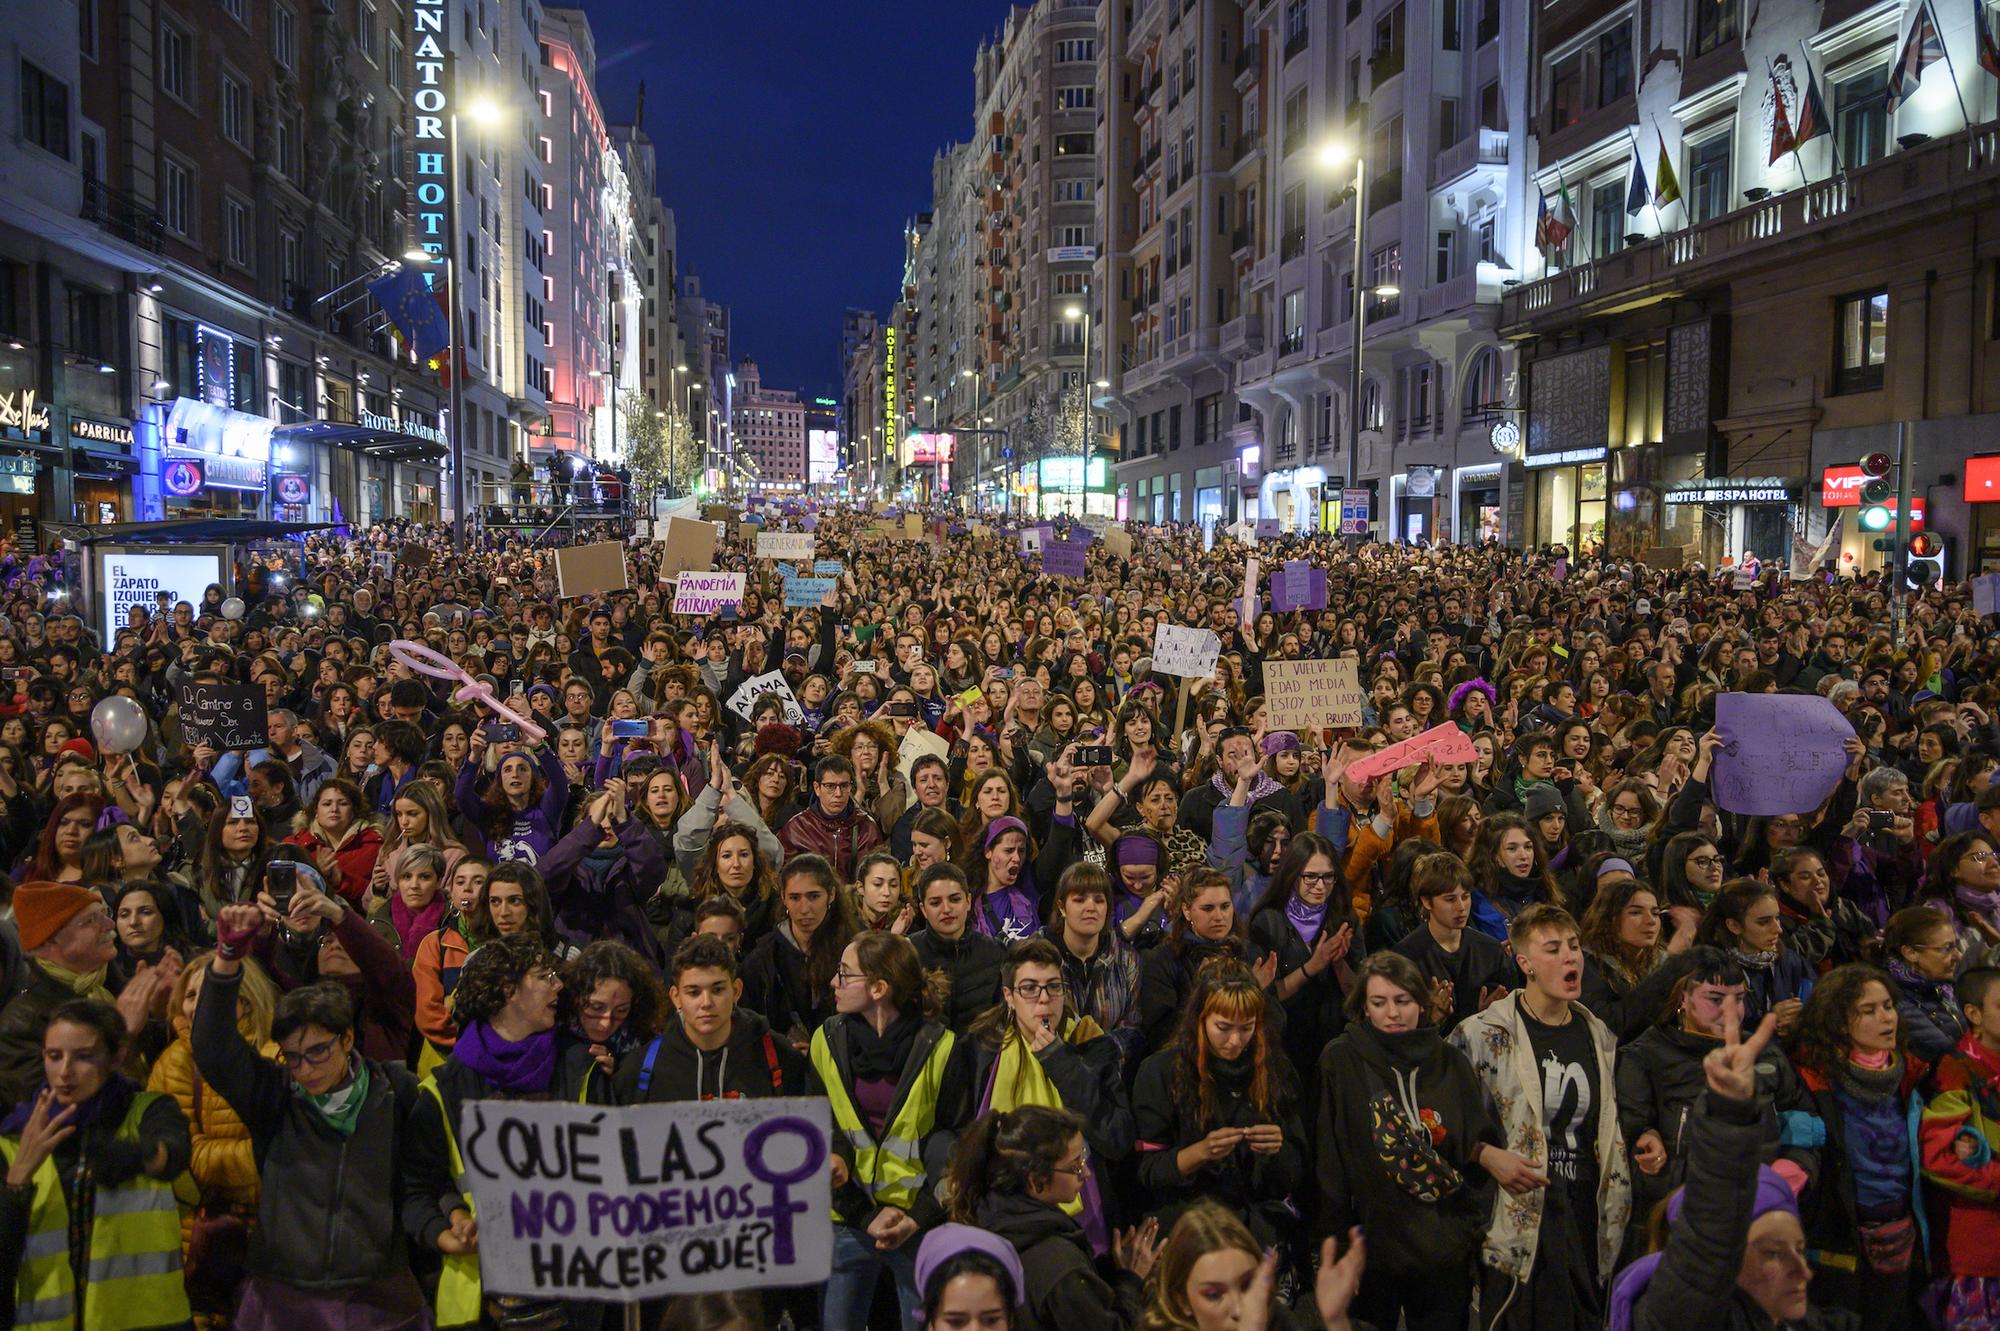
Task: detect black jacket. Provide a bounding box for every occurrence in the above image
[192,964,419,1289]
[1314,1020,1496,1275]
[1130,1044,1307,1246]
[910,928,1006,1033]
[973,1191,1145,1331]
[1390,925,1517,1033]
[1248,903,1362,1102]
[1581,950,1698,1045]
[965,1027,1136,1167]
[1136,935,1242,1051]
[611,1008,812,1104]
[1626,1092,1861,1331]
[739,922,834,1043]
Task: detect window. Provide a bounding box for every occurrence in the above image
[1281,183,1305,259]
[160,156,192,236]
[1479,218,1496,262]
[222,0,248,20]
[1835,289,1888,393]
[1057,85,1094,111]
[1361,379,1385,429]
[277,114,302,185]
[1691,0,1737,56]
[1598,25,1634,104]
[359,0,379,58]
[1371,115,1403,204]
[160,21,192,102]
[1403,362,1433,433]
[225,198,251,269]
[19,62,68,159]
[79,1,98,60]
[1434,229,1454,283]
[221,74,250,148]
[1442,0,1461,50]
[280,229,302,291]
[1549,52,1583,130]
[1477,0,1499,43]
[1281,289,1305,354]
[273,4,296,67]
[1372,5,1406,81]
[1688,132,1731,223]
[389,38,404,93]
[1283,89,1308,155]
[1368,243,1401,317]
[1835,66,1889,169]
[1285,0,1309,56]
[1058,224,1092,247]
[1055,38,1095,62]
[1480,80,1504,130]
[1436,98,1460,152]
[1461,347,1502,420]
[1591,179,1625,258]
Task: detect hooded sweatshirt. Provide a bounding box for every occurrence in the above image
[611,1007,811,1105]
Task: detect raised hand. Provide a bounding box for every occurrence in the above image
[1705,1010,1779,1102]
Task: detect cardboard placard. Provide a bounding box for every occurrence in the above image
[553,541,629,600]
[1262,658,1365,730]
[1104,526,1134,560]
[177,680,269,751]
[812,560,843,576]
[1711,692,1856,816]
[727,670,805,725]
[896,724,950,784]
[459,1097,832,1301]
[672,572,747,615]
[901,514,923,541]
[756,530,815,562]
[659,517,719,578]
[399,541,432,572]
[1152,625,1221,679]
[1043,541,1088,577]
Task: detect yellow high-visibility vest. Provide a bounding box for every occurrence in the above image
[810,1021,955,1224]
[0,1090,191,1331]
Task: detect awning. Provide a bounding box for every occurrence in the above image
[273,420,447,465]
[43,518,337,546]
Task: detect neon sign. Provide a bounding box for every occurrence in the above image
[410,0,450,279]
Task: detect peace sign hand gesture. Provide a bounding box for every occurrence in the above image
[1704,1010,1779,1103]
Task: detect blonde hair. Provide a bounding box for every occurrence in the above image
[174,951,278,1043]
[1139,1201,1264,1331]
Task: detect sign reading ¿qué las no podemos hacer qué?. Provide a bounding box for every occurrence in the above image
[460,1096,832,1301]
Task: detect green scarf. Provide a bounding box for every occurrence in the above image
[296,1056,371,1136]
[1513,775,1553,805]
[39,959,112,1004]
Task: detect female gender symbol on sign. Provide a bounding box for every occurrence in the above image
[386,638,547,743]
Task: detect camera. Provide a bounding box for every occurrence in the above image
[886,702,920,718]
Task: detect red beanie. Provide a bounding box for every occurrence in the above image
[13,880,102,952]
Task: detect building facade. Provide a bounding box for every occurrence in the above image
[731,357,807,489]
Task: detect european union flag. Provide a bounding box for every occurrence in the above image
[367,264,452,364]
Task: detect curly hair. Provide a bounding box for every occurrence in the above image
[944,1104,1083,1224]
[563,939,667,1043]
[451,933,559,1028]
[1792,963,1905,1078]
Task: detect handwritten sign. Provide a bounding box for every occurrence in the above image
[459,1097,831,1302]
[727,670,805,726]
[1254,518,1280,541]
[813,560,843,577]
[1152,625,1221,679]
[1262,658,1365,730]
[1711,692,1855,816]
[177,680,269,751]
[1344,726,1482,783]
[1043,541,1088,578]
[1273,561,1328,612]
[1020,529,1045,556]
[896,724,949,784]
[553,541,630,600]
[783,577,838,608]
[757,531,816,562]
[672,572,747,616]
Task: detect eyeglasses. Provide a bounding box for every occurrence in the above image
[1688,854,1726,870]
[1915,938,1967,955]
[818,780,853,793]
[1611,803,1644,819]
[279,1037,343,1070]
[1964,850,1999,865]
[1298,870,1339,887]
[1010,980,1066,1000]
[1052,1147,1091,1178]
[832,969,868,986]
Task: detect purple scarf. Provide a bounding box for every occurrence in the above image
[1285,893,1329,946]
[452,1020,559,1094]
[1956,883,2000,925]
[1213,768,1284,805]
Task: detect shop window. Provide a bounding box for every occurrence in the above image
[1834,288,1888,393]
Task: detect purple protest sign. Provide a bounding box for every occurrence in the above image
[1255,518,1281,540]
[1272,562,1328,612]
[1043,540,1089,577]
[1711,692,1855,816]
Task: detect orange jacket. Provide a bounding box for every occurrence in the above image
[411,918,470,1054]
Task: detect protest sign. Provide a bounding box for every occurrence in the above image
[672,572,747,616]
[1974,572,2000,617]
[970,522,989,539]
[460,1096,832,1302]
[727,670,805,725]
[659,518,719,578]
[553,542,629,601]
[400,541,432,572]
[774,564,796,583]
[1020,528,1046,556]
[1104,526,1134,560]
[177,680,269,751]
[782,576,838,608]
[757,531,816,562]
[1254,518,1280,541]
[1344,726,1482,783]
[1043,541,1088,577]
[1241,557,1260,624]
[1272,561,1328,612]
[896,724,949,784]
[1152,624,1221,679]
[813,560,843,576]
[1711,692,1854,816]
[1262,658,1365,730]
[700,504,733,522]
[901,514,924,541]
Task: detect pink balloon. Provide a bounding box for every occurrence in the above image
[385,639,547,743]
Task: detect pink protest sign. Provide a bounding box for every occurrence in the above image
[1344,726,1481,783]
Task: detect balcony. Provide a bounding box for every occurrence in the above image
[1284,28,1309,61]
[1220,315,1264,354]
[1280,227,1306,262]
[1233,42,1259,88]
[80,180,165,253]
[1234,132,1265,166]
[1502,123,2000,333]
[1371,169,1402,210]
[1239,346,1277,383]
[1477,9,1499,45]
[1417,268,1482,320]
[1430,126,1510,189]
[1230,224,1254,255]
[1251,251,1279,288]
[1368,47,1405,83]
[1278,331,1306,359]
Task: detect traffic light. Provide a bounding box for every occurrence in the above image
[1860,450,1895,544]
[1907,531,1947,587]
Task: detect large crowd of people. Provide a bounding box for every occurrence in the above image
[0,504,1994,1331]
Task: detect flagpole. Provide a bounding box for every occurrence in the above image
[1926,0,1977,128]
[1650,116,1682,229]
[1554,163,1588,264]
[1801,42,1847,175]
[1767,57,1813,186]
[1626,126,1665,237]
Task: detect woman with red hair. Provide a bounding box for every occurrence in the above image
[23,792,106,883]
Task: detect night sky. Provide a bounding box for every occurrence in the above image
[586,1,1020,400]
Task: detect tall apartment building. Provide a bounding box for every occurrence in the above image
[973,0,1109,517]
[614,100,684,432]
[1503,0,2000,576]
[678,273,733,487]
[1100,0,1255,527]
[731,357,807,488]
[839,307,883,493]
[1223,0,1529,541]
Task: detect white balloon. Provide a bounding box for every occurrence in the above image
[220,597,246,620]
[90,696,148,755]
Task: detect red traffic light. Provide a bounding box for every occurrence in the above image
[1908,532,1939,558]
[1861,451,1894,478]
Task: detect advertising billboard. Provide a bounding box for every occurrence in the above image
[91,546,230,644]
[900,432,956,466]
[808,429,839,484]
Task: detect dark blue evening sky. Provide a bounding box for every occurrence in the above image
[587,1,1019,400]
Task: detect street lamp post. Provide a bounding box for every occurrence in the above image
[1063,287,1091,520]
[1317,140,1397,540]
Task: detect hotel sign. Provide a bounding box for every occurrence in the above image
[1663,477,1797,505]
[361,408,447,446]
[883,326,897,458]
[410,0,450,277]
